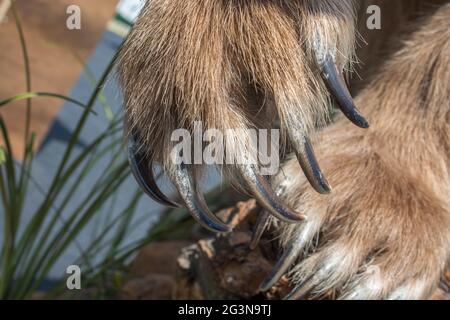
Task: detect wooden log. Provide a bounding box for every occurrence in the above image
[173,200,292,300]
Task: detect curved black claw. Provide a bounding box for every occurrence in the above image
[238,165,306,223]
[295,137,331,194]
[259,240,303,292]
[321,54,370,129]
[128,136,180,208]
[440,279,450,293]
[284,275,315,300]
[172,165,232,233]
[250,211,270,250]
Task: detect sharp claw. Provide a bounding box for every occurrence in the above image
[128,136,180,208]
[284,275,315,300]
[172,165,232,233]
[259,241,302,292]
[250,211,270,250]
[440,279,450,293]
[321,54,370,129]
[294,136,331,194]
[238,165,306,223]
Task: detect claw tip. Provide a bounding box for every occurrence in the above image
[356,116,370,129]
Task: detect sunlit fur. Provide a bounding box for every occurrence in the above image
[118,0,450,299]
[274,2,450,299]
[118,0,357,179]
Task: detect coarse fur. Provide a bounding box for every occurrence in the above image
[118,0,357,179]
[118,0,450,299]
[273,1,450,299]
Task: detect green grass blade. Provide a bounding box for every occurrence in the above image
[0,92,97,115]
[10,1,32,147]
[72,52,114,121]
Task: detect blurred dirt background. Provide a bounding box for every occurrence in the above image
[0,0,118,159]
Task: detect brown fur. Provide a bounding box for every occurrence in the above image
[118,0,357,178]
[275,2,450,299]
[118,0,450,299]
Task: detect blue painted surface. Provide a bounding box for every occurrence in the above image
[19,30,155,280]
[0,30,221,282]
